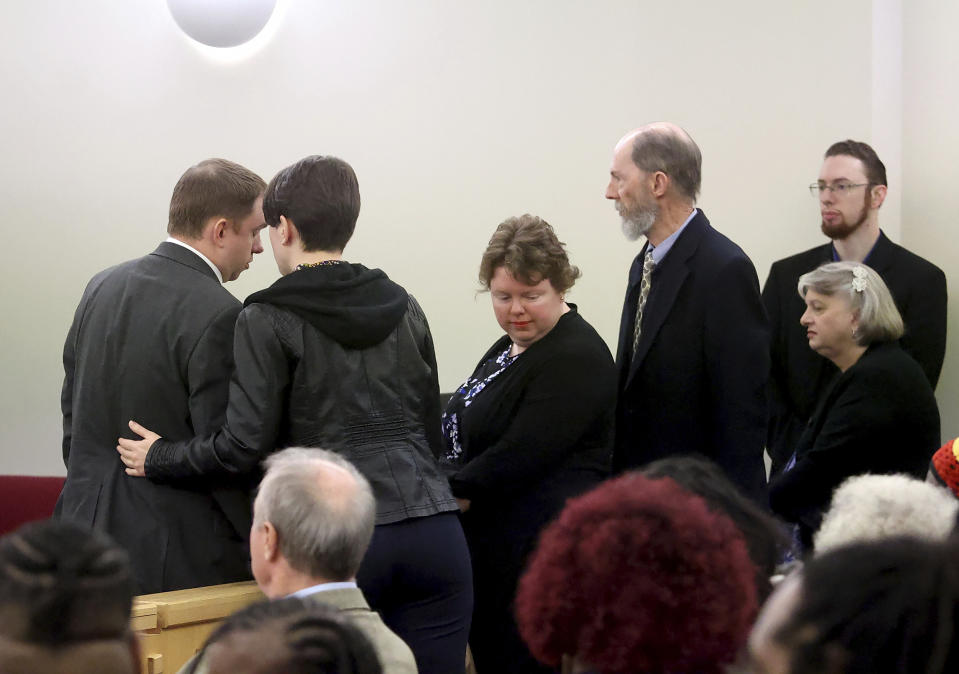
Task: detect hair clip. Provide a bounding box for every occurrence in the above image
[851,266,868,293]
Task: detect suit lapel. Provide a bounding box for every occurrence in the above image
[625,213,707,388]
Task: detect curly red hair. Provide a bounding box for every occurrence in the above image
[515,473,758,673]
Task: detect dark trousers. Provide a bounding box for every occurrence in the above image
[462,507,556,674]
[358,511,473,674]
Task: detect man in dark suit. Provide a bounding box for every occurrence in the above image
[606,123,768,502]
[57,159,266,593]
[763,140,947,476]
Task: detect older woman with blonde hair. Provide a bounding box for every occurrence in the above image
[442,214,617,674]
[769,261,940,550]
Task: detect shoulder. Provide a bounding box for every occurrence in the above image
[847,343,928,388]
[882,238,946,281]
[527,310,615,374]
[768,244,832,278]
[683,216,758,279]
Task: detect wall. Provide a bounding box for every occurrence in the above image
[902,0,958,441]
[0,0,920,474]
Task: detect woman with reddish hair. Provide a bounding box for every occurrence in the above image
[515,473,758,674]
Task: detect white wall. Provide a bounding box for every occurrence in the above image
[4,0,946,476]
[903,0,959,442]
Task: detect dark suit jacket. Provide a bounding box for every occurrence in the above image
[57,242,251,593]
[762,231,947,474]
[614,210,769,502]
[768,341,941,547]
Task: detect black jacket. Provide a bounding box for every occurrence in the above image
[147,263,457,528]
[769,341,941,547]
[614,210,769,503]
[762,231,947,475]
[59,242,250,593]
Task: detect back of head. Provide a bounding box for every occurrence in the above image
[478,213,581,292]
[775,537,959,674]
[200,596,382,674]
[643,455,789,600]
[262,155,360,252]
[254,447,376,581]
[814,473,959,553]
[0,636,136,674]
[825,140,887,187]
[0,520,133,645]
[797,261,903,345]
[168,158,266,239]
[515,473,757,674]
[630,123,702,201]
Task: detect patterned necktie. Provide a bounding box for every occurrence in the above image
[632,250,656,354]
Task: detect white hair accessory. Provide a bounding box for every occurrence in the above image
[851,265,868,292]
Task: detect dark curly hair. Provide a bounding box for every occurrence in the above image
[478,214,581,293]
[196,596,382,674]
[515,473,757,674]
[774,536,959,674]
[0,520,133,646]
[643,455,791,602]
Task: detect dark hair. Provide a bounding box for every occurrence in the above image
[643,455,790,601]
[199,597,382,674]
[263,155,360,252]
[824,140,887,187]
[168,158,266,238]
[0,520,133,645]
[776,537,959,674]
[515,474,757,674]
[631,125,702,201]
[478,214,581,293]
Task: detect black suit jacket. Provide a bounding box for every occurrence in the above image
[762,231,947,474]
[57,242,251,593]
[768,341,941,547]
[614,210,769,502]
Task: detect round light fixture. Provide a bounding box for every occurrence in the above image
[167,0,277,48]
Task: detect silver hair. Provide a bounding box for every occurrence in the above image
[254,447,375,580]
[814,473,959,554]
[797,261,904,345]
[630,125,702,201]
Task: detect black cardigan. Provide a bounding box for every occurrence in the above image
[769,341,941,544]
[448,308,617,511]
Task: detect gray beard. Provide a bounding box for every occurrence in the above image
[619,204,657,241]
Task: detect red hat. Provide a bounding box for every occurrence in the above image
[930,438,959,498]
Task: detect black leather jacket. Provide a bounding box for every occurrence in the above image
[147,263,457,527]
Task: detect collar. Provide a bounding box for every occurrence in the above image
[648,208,698,264]
[165,237,223,283]
[289,581,358,598]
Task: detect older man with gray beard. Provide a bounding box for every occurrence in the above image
[604,122,769,502]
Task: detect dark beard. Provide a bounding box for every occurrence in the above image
[821,191,871,239]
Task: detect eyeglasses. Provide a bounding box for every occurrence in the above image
[808,182,872,197]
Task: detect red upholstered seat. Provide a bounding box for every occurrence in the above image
[0,475,66,535]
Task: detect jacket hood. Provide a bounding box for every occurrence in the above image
[244,263,409,348]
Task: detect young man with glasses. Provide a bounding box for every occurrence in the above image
[762,140,947,477]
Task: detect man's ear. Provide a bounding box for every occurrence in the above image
[870,184,887,210]
[210,217,231,248]
[651,171,669,198]
[263,522,280,563]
